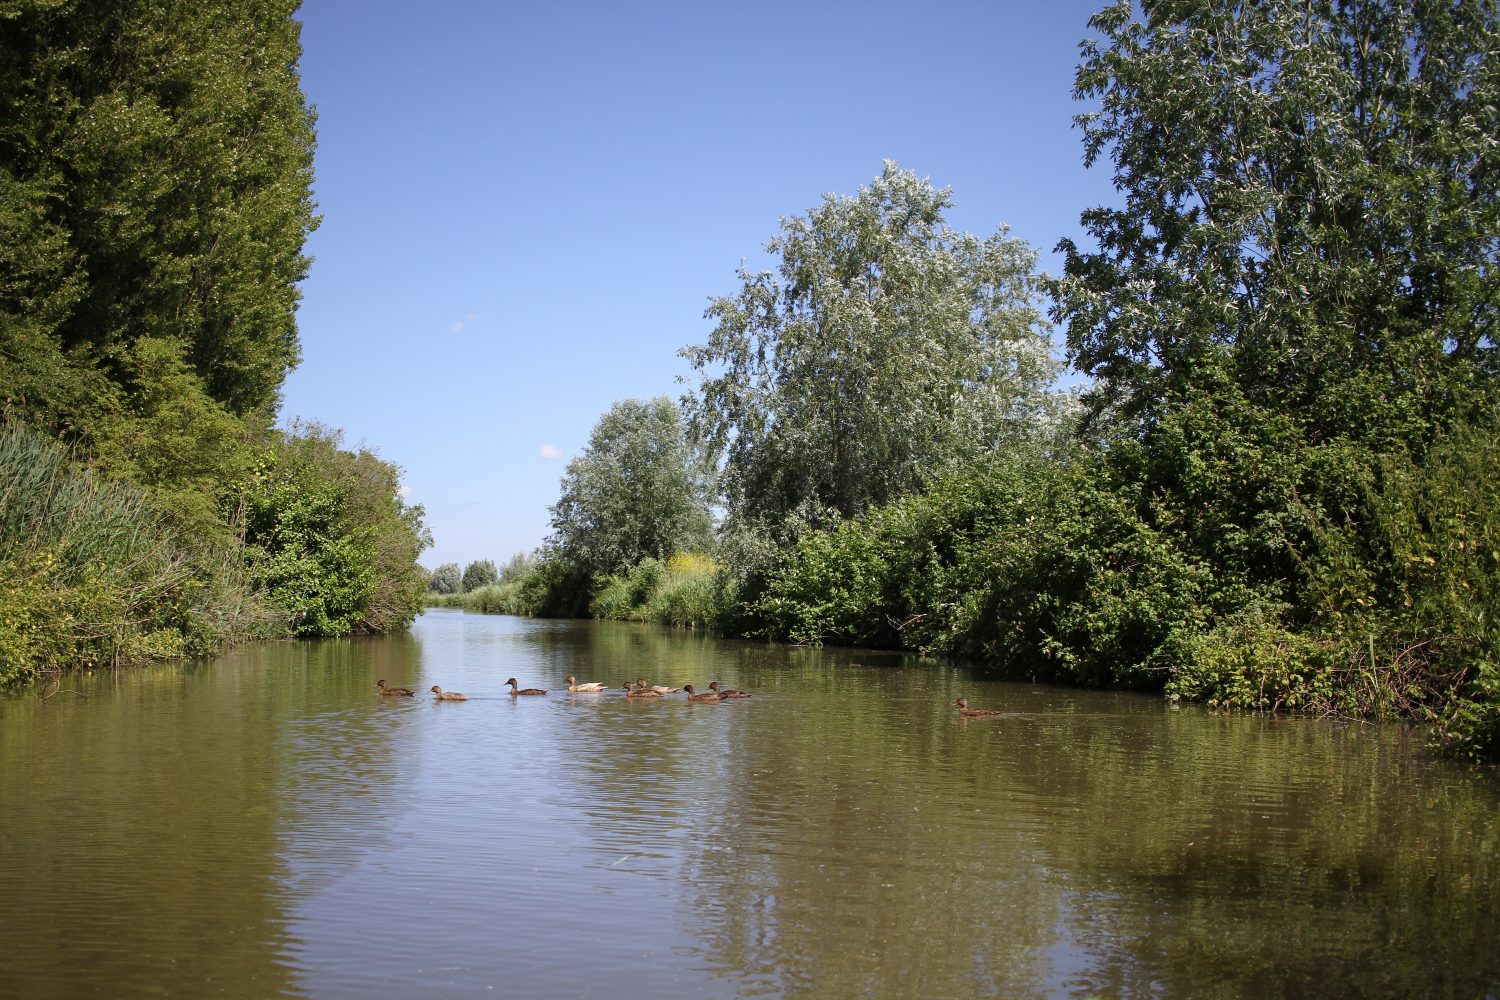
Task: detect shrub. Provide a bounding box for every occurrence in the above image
[0,425,203,683]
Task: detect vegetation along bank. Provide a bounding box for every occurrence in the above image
[434,2,1500,759]
[0,2,431,685]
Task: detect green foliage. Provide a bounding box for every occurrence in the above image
[0,3,436,686]
[516,555,594,618]
[1166,612,1339,714]
[1058,0,1497,441]
[0,423,259,684]
[1038,0,1500,756]
[0,0,318,434]
[758,449,1225,687]
[683,162,1064,541]
[429,562,461,594]
[548,397,713,578]
[589,552,727,629]
[89,336,260,545]
[461,559,498,593]
[1296,424,1500,755]
[241,423,430,637]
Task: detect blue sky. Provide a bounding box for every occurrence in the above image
[284,0,1117,570]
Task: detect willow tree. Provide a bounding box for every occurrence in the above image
[682,163,1058,540]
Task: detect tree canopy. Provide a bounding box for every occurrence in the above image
[0,0,318,435]
[1056,0,1498,449]
[548,397,714,578]
[682,162,1060,539]
[462,559,498,593]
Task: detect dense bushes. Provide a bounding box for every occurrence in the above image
[242,423,429,637]
[590,552,725,628]
[0,426,267,685]
[751,422,1500,757]
[0,418,430,686]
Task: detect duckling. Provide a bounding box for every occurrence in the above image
[635,678,680,694]
[429,685,468,701]
[682,684,720,703]
[707,681,751,699]
[564,675,608,692]
[504,677,547,696]
[623,683,663,699]
[376,679,414,697]
[955,697,1002,718]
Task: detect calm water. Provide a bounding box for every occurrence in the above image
[2,609,1497,998]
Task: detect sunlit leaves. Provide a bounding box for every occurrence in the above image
[682,162,1062,541]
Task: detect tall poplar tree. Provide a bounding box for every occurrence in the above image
[0,0,319,434]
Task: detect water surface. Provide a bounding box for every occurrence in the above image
[2,609,1496,997]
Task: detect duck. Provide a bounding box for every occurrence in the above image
[635,678,680,694]
[682,684,720,702]
[376,679,414,697]
[564,675,608,692]
[955,697,1002,718]
[504,677,547,696]
[623,683,663,699]
[429,685,468,701]
[707,681,751,699]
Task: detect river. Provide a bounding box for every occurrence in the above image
[2,608,1496,997]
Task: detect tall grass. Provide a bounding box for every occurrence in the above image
[0,424,267,685]
[590,552,727,628]
[426,579,533,615]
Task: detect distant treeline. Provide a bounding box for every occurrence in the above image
[1,1,430,686]
[441,2,1499,758]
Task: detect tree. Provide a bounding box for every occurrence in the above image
[429,563,462,594]
[1053,0,1500,755]
[0,0,318,436]
[461,559,498,593]
[1056,0,1498,450]
[681,162,1059,539]
[548,397,714,577]
[241,423,430,636]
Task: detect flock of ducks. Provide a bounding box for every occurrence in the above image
[375,676,754,703]
[377,678,1001,717]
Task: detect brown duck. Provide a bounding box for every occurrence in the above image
[505,677,547,696]
[955,697,1002,718]
[623,683,663,699]
[377,679,414,697]
[635,679,680,694]
[565,675,607,692]
[429,685,468,701]
[708,681,751,699]
[682,684,720,703]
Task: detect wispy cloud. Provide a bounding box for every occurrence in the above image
[396,484,411,498]
[539,444,563,459]
[449,312,478,334]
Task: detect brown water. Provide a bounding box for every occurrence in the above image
[2,609,1497,998]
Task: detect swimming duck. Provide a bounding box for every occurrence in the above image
[376,679,414,697]
[635,679,680,694]
[707,681,751,699]
[623,683,663,699]
[505,677,547,696]
[564,675,608,692]
[429,685,468,701]
[682,684,720,702]
[955,697,1002,718]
